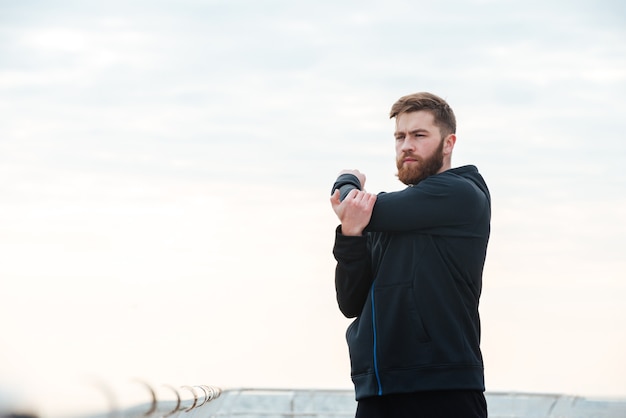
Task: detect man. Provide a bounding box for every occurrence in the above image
[330,92,490,417]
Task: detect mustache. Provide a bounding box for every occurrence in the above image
[399,152,420,161]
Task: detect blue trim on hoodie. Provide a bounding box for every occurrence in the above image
[370,284,383,396]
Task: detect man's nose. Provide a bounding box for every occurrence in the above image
[401,138,414,152]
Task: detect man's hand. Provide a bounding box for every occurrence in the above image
[330,189,377,236]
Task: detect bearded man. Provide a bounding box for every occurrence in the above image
[330,92,491,418]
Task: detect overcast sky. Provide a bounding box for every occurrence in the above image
[1,0,625,414]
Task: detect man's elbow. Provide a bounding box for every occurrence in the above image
[338,300,362,318]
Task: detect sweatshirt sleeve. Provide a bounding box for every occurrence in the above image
[332,226,373,318]
[331,173,362,201]
[366,173,488,236]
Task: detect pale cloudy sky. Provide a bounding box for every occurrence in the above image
[1,0,625,414]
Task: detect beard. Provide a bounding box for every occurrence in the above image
[396,138,444,185]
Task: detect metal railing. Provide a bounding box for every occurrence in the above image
[5,384,626,418]
[0,379,222,418]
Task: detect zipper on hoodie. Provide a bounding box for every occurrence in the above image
[370,284,383,396]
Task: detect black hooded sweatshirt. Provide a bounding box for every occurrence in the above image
[331,165,491,401]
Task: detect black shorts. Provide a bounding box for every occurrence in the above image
[355,390,487,418]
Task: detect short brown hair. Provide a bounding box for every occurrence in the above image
[389,92,456,137]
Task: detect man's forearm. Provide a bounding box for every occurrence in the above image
[333,228,372,318]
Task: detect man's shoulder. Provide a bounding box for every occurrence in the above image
[438,165,487,191]
[420,166,479,187]
[443,165,480,180]
[418,166,489,203]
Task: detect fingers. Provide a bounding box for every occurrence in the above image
[350,190,365,203]
[339,169,362,176]
[346,188,359,200]
[330,189,341,207]
[355,191,376,213]
[363,192,377,209]
[344,190,376,215]
[331,188,376,209]
[350,189,374,204]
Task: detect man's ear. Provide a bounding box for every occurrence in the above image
[444,134,456,155]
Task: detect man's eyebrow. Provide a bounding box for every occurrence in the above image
[396,128,429,136]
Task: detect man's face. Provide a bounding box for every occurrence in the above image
[394,110,445,185]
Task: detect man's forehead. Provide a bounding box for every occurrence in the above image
[395,110,437,131]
